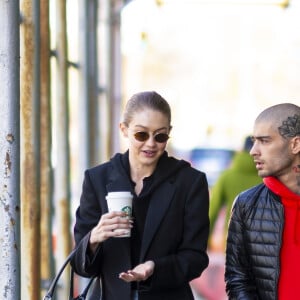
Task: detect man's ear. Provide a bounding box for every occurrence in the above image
[119,122,128,138]
[291,135,300,154]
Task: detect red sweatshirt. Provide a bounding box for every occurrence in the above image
[264,177,300,300]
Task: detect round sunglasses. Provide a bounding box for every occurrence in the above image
[133,131,169,143]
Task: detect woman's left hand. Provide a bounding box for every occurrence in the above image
[119,260,155,282]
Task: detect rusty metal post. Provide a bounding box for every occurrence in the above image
[40,0,54,293]
[0,0,20,299]
[20,0,41,299]
[54,0,72,298]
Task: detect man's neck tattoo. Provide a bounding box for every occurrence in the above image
[293,165,300,173]
[294,165,300,190]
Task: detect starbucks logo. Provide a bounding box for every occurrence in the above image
[122,206,132,216]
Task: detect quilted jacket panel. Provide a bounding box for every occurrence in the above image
[225,184,283,300]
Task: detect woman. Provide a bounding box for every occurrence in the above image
[71,91,210,300]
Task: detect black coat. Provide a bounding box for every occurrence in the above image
[225,184,283,300]
[71,152,209,300]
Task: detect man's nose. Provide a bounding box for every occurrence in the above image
[249,142,258,156]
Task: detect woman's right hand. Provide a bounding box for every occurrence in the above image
[89,211,133,253]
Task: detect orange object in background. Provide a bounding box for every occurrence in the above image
[190,208,228,300]
[190,252,227,300]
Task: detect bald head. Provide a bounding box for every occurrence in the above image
[255,103,300,139]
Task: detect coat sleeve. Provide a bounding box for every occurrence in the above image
[225,196,259,300]
[70,169,104,277]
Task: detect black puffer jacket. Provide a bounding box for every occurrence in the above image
[225,183,283,300]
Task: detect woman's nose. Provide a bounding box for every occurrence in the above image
[145,135,156,145]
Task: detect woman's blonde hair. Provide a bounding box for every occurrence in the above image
[122,91,172,128]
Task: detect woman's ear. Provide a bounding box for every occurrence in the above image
[119,122,128,138]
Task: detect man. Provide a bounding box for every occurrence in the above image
[225,103,300,299]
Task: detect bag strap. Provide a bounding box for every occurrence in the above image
[42,248,95,300]
[43,249,76,300]
[72,269,96,300]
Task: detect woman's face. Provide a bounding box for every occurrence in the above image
[120,108,170,168]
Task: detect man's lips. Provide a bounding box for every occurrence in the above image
[254,161,263,169]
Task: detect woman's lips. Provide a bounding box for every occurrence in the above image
[142,150,156,157]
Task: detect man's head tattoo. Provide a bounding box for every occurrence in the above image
[278,114,300,138]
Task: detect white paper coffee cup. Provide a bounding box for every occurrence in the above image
[106,191,133,237]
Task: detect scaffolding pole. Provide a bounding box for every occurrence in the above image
[40,0,54,293]
[0,0,20,299]
[78,0,99,170]
[20,0,41,299]
[54,0,72,298]
[76,0,100,293]
[107,0,123,155]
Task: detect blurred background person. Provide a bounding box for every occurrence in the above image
[208,135,262,251]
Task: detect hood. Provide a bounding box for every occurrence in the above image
[230,151,257,173]
[110,151,190,198]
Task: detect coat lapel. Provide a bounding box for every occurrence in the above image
[140,182,175,261]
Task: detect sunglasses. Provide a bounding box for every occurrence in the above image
[133,131,169,143]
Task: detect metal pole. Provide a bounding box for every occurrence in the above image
[55,0,72,298]
[97,0,110,162]
[20,0,41,299]
[78,0,99,169]
[78,0,91,172]
[76,0,99,293]
[40,0,54,293]
[88,0,100,167]
[107,0,123,155]
[0,0,20,299]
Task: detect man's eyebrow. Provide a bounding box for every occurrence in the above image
[252,135,271,140]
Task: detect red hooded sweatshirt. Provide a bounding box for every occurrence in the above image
[264,176,300,300]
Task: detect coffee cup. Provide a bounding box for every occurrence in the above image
[106,191,133,237]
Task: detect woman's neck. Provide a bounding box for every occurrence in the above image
[129,161,156,195]
[130,163,155,181]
